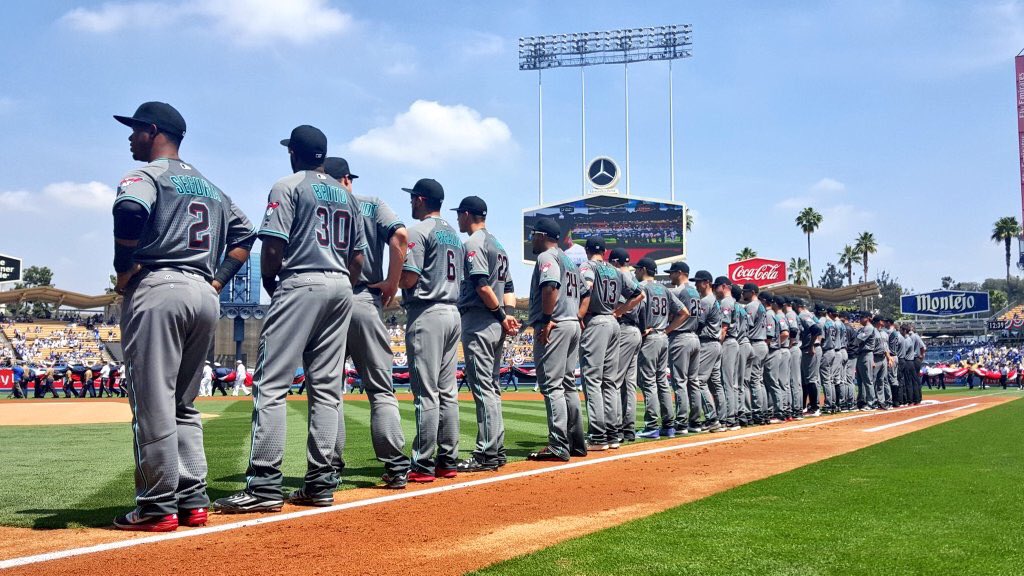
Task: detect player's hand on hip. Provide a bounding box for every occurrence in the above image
[540,321,556,345]
[369,280,399,308]
[115,264,142,295]
[211,280,224,293]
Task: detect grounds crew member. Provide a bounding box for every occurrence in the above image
[324,157,413,489]
[526,218,586,461]
[215,125,362,513]
[452,195,519,472]
[112,102,255,530]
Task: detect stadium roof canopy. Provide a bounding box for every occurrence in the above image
[770,281,881,305]
[0,287,118,309]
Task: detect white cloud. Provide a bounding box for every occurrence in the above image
[775,177,847,211]
[458,32,505,58]
[810,177,846,194]
[60,0,351,46]
[43,181,116,211]
[0,190,37,212]
[347,100,513,166]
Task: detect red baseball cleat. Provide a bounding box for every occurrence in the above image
[435,467,458,479]
[179,507,208,527]
[113,509,178,532]
[407,470,436,483]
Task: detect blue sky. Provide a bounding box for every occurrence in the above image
[1,0,1023,299]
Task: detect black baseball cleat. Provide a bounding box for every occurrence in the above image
[381,471,408,489]
[286,488,334,507]
[456,458,498,473]
[527,447,569,462]
[212,491,283,514]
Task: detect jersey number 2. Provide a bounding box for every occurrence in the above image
[187,202,210,251]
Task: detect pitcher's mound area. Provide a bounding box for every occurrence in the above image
[0,402,217,426]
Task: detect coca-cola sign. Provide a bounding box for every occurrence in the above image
[728,258,787,288]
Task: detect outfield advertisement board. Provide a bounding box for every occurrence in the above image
[521,194,686,266]
[900,290,989,317]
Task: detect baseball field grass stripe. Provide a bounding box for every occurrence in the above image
[0,396,981,570]
[861,403,977,432]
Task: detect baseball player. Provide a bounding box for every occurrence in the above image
[887,320,904,407]
[452,195,519,472]
[578,236,643,450]
[719,282,745,430]
[215,124,364,513]
[111,102,256,531]
[898,324,917,406]
[231,359,249,396]
[693,272,726,433]
[636,258,687,439]
[608,249,645,443]
[323,157,412,489]
[526,218,586,461]
[854,312,878,410]
[742,283,769,426]
[797,301,822,416]
[817,307,839,414]
[784,298,803,418]
[909,324,926,403]
[761,292,790,423]
[872,316,892,409]
[835,312,852,411]
[666,262,699,435]
[397,178,464,482]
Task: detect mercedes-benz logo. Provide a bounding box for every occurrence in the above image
[587,156,620,189]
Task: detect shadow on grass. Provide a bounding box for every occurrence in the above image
[20,506,127,530]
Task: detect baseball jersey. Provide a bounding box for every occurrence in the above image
[766,310,783,350]
[259,171,366,276]
[580,260,639,316]
[899,333,915,360]
[669,283,701,333]
[354,194,404,286]
[402,216,464,305]
[615,267,641,326]
[786,310,800,347]
[114,158,255,279]
[887,328,903,358]
[798,311,820,349]
[819,317,837,350]
[638,281,683,331]
[719,296,736,337]
[874,326,888,357]
[734,300,751,343]
[528,246,582,325]
[458,228,511,311]
[835,320,848,350]
[855,324,877,355]
[697,293,723,341]
[747,301,768,341]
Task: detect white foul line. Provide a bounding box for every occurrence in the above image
[0,395,984,571]
[862,403,978,433]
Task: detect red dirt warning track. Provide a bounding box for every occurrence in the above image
[0,395,1012,576]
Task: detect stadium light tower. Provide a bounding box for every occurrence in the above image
[519,25,693,202]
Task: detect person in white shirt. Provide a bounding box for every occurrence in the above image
[200,361,213,397]
[232,360,250,396]
[99,363,112,397]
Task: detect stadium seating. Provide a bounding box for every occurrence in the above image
[2,321,112,366]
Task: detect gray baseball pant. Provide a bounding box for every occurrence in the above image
[121,268,218,517]
[765,348,789,419]
[407,303,462,473]
[839,349,851,409]
[668,331,698,430]
[461,307,507,465]
[580,315,620,445]
[721,338,740,427]
[615,324,642,440]
[335,288,410,476]
[534,320,584,459]
[801,347,822,410]
[856,353,876,408]
[820,349,836,410]
[789,345,802,414]
[694,340,722,427]
[246,271,353,499]
[746,341,768,422]
[638,332,673,431]
[874,357,891,408]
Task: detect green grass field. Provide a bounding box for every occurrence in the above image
[474,396,1024,576]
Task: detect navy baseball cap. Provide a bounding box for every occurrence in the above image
[827,307,837,315]
[531,218,561,240]
[667,261,690,274]
[402,178,445,200]
[451,196,487,216]
[742,282,759,293]
[636,258,658,274]
[323,157,358,180]
[693,270,713,283]
[281,125,327,163]
[585,236,606,252]
[713,275,731,287]
[114,101,186,138]
[731,284,742,299]
[609,248,630,264]
[760,292,774,305]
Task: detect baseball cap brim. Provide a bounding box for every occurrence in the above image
[280,138,291,147]
[113,115,151,129]
[401,188,419,194]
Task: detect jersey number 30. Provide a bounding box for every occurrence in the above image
[315,207,351,251]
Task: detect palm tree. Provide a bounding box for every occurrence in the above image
[735,247,757,261]
[788,257,811,285]
[854,232,878,283]
[991,216,1022,283]
[837,245,862,286]
[685,209,693,233]
[795,207,823,287]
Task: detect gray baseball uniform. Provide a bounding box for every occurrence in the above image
[615,300,643,441]
[798,310,821,411]
[245,170,365,500]
[579,260,638,445]
[116,158,255,518]
[746,300,769,423]
[719,295,740,428]
[765,311,790,419]
[854,323,878,408]
[530,247,585,459]
[874,326,892,408]
[818,316,838,410]
[667,282,700,431]
[786,309,803,414]
[735,300,754,426]
[638,281,683,432]
[335,195,409,477]
[459,228,512,466]
[404,216,464,474]
[694,293,723,428]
